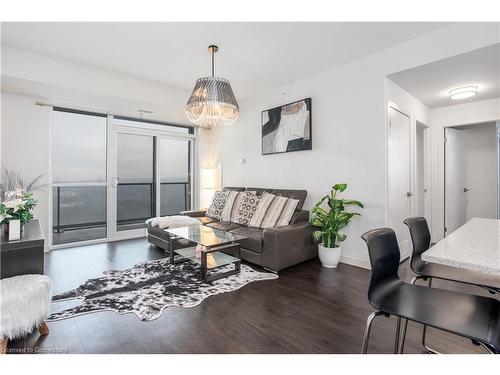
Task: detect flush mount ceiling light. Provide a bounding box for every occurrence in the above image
[449,86,478,100]
[185,45,239,129]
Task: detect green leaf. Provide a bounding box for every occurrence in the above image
[312,231,323,241]
[333,183,347,192]
[341,199,364,208]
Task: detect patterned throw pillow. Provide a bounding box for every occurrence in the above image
[250,192,299,228]
[233,191,261,226]
[205,191,228,221]
[221,191,240,222]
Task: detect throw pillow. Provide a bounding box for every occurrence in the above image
[233,191,261,226]
[221,190,240,222]
[259,194,299,228]
[205,190,228,221]
[248,191,276,228]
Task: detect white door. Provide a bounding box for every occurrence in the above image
[445,128,467,235]
[387,106,412,259]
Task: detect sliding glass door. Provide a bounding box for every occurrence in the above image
[158,138,191,216]
[116,133,155,231]
[109,119,193,239]
[51,109,194,248]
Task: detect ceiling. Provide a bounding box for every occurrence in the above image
[388,43,500,109]
[1,22,449,99]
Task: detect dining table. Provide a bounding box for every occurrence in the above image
[422,218,500,284]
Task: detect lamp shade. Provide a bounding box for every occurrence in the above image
[185,76,239,128]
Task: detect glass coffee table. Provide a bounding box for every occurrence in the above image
[165,225,246,283]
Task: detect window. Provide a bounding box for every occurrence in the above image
[52,109,107,245]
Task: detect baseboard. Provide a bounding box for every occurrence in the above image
[339,254,371,270]
[340,249,410,270]
[399,249,410,263]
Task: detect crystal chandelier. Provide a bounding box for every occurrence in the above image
[185,45,239,129]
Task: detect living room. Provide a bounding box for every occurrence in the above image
[1,1,500,373]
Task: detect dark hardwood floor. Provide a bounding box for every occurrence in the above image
[8,238,490,354]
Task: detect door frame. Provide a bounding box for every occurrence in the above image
[442,120,500,237]
[108,122,195,242]
[497,121,500,219]
[415,121,431,228]
[385,101,413,261]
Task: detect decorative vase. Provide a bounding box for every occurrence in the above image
[318,243,341,268]
[7,219,21,241]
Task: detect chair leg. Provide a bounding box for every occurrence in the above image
[394,317,401,354]
[398,318,408,353]
[0,337,8,354]
[397,275,421,354]
[406,276,440,354]
[478,343,496,354]
[361,311,385,354]
[421,277,440,354]
[39,321,49,335]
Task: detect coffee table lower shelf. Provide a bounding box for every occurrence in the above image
[168,242,241,283]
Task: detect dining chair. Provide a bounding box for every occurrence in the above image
[403,216,500,353]
[361,227,500,354]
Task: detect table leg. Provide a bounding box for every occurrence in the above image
[201,250,208,282]
[168,236,174,264]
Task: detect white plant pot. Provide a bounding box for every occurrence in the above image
[318,243,341,268]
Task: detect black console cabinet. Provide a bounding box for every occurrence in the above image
[1,219,45,279]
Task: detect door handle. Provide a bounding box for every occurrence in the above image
[406,192,413,198]
[111,177,119,188]
[463,188,469,193]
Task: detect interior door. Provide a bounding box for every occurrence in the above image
[387,106,412,259]
[445,127,467,234]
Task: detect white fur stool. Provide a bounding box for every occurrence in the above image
[0,274,52,354]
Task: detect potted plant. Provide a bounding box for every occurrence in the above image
[310,183,364,268]
[0,190,38,227]
[0,169,42,237]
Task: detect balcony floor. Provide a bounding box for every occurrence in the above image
[53,223,146,245]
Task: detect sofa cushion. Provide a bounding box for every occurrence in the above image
[230,226,264,253]
[205,190,228,220]
[197,216,219,225]
[233,191,261,226]
[206,221,242,232]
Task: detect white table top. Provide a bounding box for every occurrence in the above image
[422,218,500,276]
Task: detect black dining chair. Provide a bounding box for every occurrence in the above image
[361,227,500,354]
[403,217,500,353]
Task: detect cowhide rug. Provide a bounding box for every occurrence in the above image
[48,258,277,322]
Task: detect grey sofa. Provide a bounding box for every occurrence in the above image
[148,187,317,273]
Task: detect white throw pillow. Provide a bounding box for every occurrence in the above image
[250,192,299,228]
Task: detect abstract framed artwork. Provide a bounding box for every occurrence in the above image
[261,98,312,155]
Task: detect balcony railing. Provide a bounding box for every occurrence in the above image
[53,182,190,234]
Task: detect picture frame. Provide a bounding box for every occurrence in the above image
[261,98,312,155]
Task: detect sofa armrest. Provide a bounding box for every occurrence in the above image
[179,210,207,218]
[290,209,309,224]
[262,222,317,272]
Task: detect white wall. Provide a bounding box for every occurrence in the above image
[431,98,500,239]
[463,124,498,220]
[200,23,499,268]
[1,93,51,251]
[1,46,192,124]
